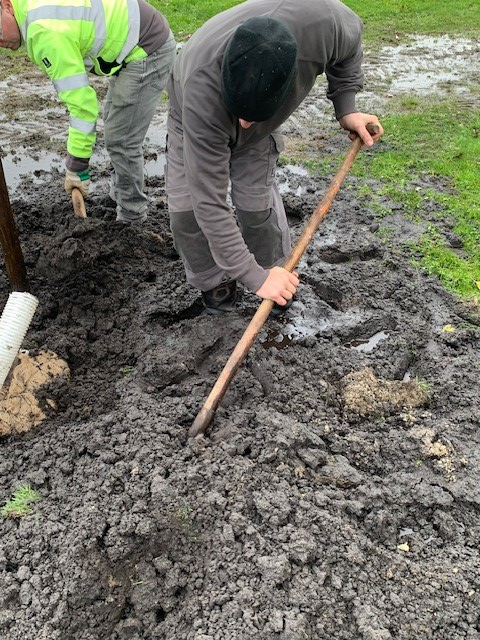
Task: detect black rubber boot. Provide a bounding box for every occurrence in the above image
[270,296,294,317]
[202,281,238,315]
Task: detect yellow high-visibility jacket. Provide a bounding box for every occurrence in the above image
[12,0,155,162]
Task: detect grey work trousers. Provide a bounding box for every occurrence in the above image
[166,117,292,292]
[103,32,176,222]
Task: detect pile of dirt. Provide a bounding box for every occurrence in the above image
[1,37,480,640]
[0,351,69,436]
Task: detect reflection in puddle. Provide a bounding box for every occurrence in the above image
[283,164,309,177]
[261,299,332,350]
[362,34,478,105]
[277,164,310,196]
[346,331,389,353]
[261,329,293,350]
[3,141,166,195]
[1,104,168,193]
[145,152,166,178]
[283,314,331,340]
[2,150,63,192]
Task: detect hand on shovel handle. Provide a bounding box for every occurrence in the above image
[71,188,87,218]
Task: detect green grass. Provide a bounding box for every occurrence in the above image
[153,0,480,41]
[352,99,480,299]
[345,0,480,41]
[160,0,240,38]
[2,486,42,519]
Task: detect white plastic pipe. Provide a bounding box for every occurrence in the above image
[0,291,39,388]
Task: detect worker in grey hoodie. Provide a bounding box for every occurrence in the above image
[166,0,383,315]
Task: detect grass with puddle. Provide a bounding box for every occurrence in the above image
[356,98,479,299]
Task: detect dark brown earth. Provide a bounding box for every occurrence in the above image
[1,37,480,640]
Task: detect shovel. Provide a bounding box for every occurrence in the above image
[189,124,380,437]
[0,158,39,387]
[71,187,87,218]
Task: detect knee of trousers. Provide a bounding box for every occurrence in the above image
[236,208,287,269]
[166,190,194,214]
[169,210,217,274]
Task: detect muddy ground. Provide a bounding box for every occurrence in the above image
[1,35,480,640]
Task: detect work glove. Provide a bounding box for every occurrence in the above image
[64,169,90,197]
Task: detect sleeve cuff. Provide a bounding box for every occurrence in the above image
[333,92,358,120]
[237,260,269,293]
[66,153,90,173]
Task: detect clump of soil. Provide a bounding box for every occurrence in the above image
[1,37,480,640]
[0,351,69,436]
[341,367,429,417]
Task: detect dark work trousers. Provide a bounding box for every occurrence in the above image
[166,110,292,292]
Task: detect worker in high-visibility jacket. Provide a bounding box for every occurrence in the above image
[0,0,176,223]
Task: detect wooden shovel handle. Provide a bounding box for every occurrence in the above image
[189,124,380,438]
[0,157,30,293]
[71,187,87,218]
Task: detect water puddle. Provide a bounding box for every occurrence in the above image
[283,312,331,340]
[277,164,310,196]
[2,149,64,192]
[144,152,166,179]
[283,164,310,177]
[261,329,293,350]
[1,85,169,192]
[2,129,167,193]
[360,34,480,111]
[345,330,389,353]
[261,299,332,350]
[0,77,58,99]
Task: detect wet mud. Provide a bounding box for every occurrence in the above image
[1,36,480,640]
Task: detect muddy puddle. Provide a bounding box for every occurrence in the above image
[363,34,480,100]
[0,35,479,640]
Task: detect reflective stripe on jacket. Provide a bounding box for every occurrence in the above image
[12,0,146,160]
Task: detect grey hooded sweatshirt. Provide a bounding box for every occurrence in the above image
[167,0,364,292]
